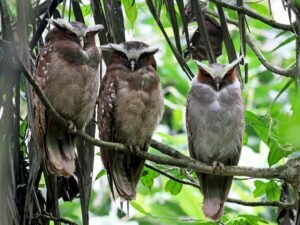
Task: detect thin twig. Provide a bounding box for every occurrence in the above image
[145,163,295,209]
[145,163,199,188]
[204,12,297,77]
[246,34,296,77]
[226,198,295,209]
[37,214,78,225]
[208,0,293,32]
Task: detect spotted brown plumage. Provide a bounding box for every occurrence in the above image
[98,41,164,200]
[33,19,103,177]
[186,57,245,220]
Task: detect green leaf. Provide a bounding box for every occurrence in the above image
[122,0,138,26]
[172,108,183,131]
[247,3,269,15]
[131,201,152,216]
[243,132,248,145]
[267,145,287,166]
[95,169,107,181]
[141,167,160,189]
[271,35,296,52]
[165,179,182,195]
[246,111,289,166]
[265,181,280,201]
[253,180,266,198]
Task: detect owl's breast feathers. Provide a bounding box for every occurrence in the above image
[112,65,164,144]
[187,80,244,163]
[40,41,100,128]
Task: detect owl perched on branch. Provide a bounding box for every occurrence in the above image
[33,19,103,177]
[186,57,244,220]
[98,41,164,200]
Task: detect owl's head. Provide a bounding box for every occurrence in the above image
[194,56,242,91]
[46,19,103,48]
[101,41,159,71]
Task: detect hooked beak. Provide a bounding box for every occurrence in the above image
[215,77,221,91]
[131,60,136,72]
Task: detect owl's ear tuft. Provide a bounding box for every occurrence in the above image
[143,47,159,55]
[47,18,74,32]
[194,60,212,74]
[100,44,114,52]
[100,43,126,54]
[224,55,243,73]
[87,24,104,34]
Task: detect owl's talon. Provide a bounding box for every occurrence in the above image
[212,161,225,171]
[127,145,140,154]
[67,121,77,134]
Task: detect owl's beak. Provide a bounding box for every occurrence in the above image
[131,60,136,71]
[79,37,84,48]
[215,77,221,91]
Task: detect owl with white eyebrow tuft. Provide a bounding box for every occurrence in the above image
[33,19,103,177]
[186,57,245,220]
[97,41,164,201]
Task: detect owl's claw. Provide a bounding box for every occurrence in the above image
[67,120,77,134]
[127,145,141,154]
[212,161,225,171]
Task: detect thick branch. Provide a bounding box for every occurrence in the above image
[208,0,293,32]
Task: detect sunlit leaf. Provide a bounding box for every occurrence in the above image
[165,179,182,195]
[122,0,138,26]
[141,167,160,189]
[95,169,107,181]
[131,201,152,216]
[253,180,266,198]
[265,180,280,201]
[270,35,296,52]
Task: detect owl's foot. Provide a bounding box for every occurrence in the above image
[67,121,77,134]
[127,145,141,155]
[212,161,225,171]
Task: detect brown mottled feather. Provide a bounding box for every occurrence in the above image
[98,42,163,200]
[33,22,101,177]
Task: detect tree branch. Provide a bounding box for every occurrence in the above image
[15,47,300,190]
[145,163,295,209]
[36,214,78,225]
[205,11,297,77]
[208,0,293,32]
[246,35,296,77]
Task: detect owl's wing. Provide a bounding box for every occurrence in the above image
[32,44,53,162]
[97,71,118,197]
[186,92,196,159]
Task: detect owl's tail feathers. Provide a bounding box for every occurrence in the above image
[109,153,145,201]
[199,174,233,220]
[46,121,76,177]
[202,197,224,220]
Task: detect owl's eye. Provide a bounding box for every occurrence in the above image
[66,31,77,38]
[119,52,127,59]
[202,71,211,78]
[224,70,233,79]
[139,53,148,60]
